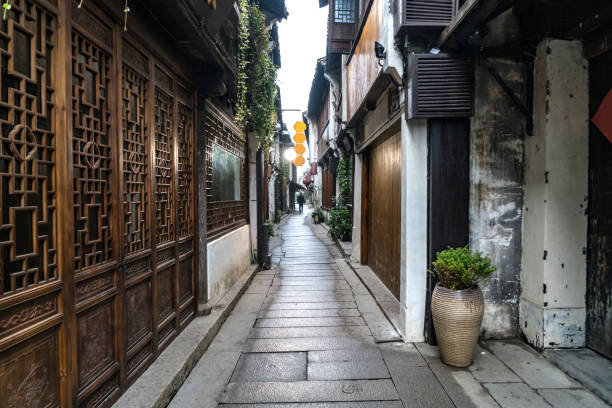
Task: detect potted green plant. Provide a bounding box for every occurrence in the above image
[429,246,496,367]
[311,208,323,224]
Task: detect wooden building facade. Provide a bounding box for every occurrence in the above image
[0,0,256,406]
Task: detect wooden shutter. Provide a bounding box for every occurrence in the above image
[396,0,458,36]
[406,53,474,119]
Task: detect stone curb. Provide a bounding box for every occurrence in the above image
[112,264,259,408]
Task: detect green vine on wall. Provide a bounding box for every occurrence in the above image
[236,0,278,154]
[328,154,353,241]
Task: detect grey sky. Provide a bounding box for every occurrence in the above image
[277,0,328,173]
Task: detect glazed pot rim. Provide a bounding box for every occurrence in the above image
[434,283,482,295]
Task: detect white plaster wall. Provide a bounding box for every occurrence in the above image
[351,153,363,263]
[521,39,589,348]
[400,117,428,342]
[207,225,252,305]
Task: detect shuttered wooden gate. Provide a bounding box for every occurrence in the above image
[0,2,196,407]
[364,131,401,299]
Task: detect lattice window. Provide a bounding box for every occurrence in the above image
[177,103,194,238]
[205,107,247,238]
[154,88,174,244]
[71,30,113,273]
[122,66,149,253]
[334,0,355,23]
[0,1,57,294]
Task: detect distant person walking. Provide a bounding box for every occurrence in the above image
[297,192,305,214]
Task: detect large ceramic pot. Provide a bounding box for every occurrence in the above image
[431,284,484,367]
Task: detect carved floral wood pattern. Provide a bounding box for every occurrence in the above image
[71,30,114,273]
[122,66,149,253]
[1,330,60,408]
[0,0,57,295]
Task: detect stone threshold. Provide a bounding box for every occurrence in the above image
[113,264,259,408]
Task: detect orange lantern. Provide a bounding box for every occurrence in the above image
[293,156,306,166]
[294,143,306,155]
[294,121,307,133]
[293,132,306,143]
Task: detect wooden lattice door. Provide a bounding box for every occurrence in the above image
[0,2,63,408]
[0,2,197,406]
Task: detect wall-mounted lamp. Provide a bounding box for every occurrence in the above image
[374,41,386,67]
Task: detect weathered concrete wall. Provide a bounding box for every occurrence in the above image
[521,39,589,349]
[207,225,252,305]
[400,118,428,342]
[470,57,525,339]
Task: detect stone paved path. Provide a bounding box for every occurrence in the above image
[169,212,459,407]
[167,212,611,408]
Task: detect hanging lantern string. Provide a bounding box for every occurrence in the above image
[3,1,11,20]
[77,0,83,8]
[123,0,130,31]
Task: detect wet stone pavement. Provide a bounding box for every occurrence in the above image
[168,212,610,408]
[169,212,455,408]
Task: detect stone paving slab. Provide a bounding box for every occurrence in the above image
[281,259,335,265]
[429,362,502,408]
[546,348,612,404]
[219,402,404,408]
[261,301,357,310]
[484,341,577,389]
[230,352,307,382]
[468,346,522,383]
[309,348,382,363]
[219,380,400,403]
[538,388,610,408]
[390,365,455,408]
[483,383,551,408]
[167,351,241,408]
[264,295,355,303]
[249,326,372,339]
[255,317,366,328]
[259,309,361,318]
[244,336,376,352]
[378,342,427,367]
[308,360,390,381]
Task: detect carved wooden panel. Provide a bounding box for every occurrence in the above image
[71,30,114,273]
[0,0,57,295]
[126,279,151,349]
[154,88,174,245]
[179,257,193,304]
[0,330,60,408]
[156,266,173,323]
[177,103,194,238]
[78,374,119,408]
[76,273,114,304]
[0,294,58,340]
[126,343,151,379]
[122,66,149,254]
[77,301,115,388]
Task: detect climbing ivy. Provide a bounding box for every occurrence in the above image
[329,154,353,242]
[336,155,353,207]
[236,0,278,154]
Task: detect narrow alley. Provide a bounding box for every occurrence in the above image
[2,1,612,407]
[163,211,609,408]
